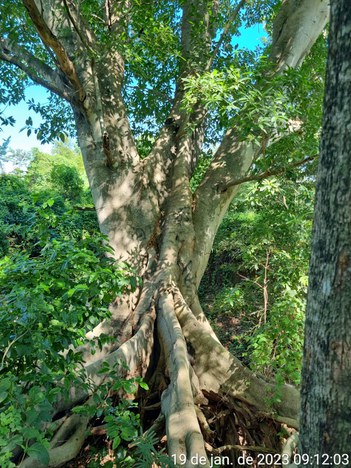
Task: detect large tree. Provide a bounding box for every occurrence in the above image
[299,0,351,463]
[0,1,329,466]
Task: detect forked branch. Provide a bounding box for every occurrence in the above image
[191,0,329,285]
[23,0,86,102]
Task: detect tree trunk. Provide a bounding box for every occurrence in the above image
[0,0,330,466]
[299,1,351,463]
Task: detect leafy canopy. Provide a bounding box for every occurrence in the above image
[0,1,306,142]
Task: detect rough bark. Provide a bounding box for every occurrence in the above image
[299,0,351,462]
[0,0,329,466]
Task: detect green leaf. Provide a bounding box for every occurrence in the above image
[112,435,121,450]
[46,198,55,207]
[0,378,12,392]
[67,289,75,297]
[27,442,50,465]
[0,391,9,403]
[49,319,64,327]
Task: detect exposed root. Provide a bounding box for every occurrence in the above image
[195,407,214,441]
[56,306,156,415]
[282,432,298,456]
[199,388,285,461]
[78,281,157,365]
[19,414,89,468]
[188,294,221,344]
[173,287,300,424]
[282,432,299,467]
[275,416,299,430]
[16,282,300,468]
[157,286,210,467]
[207,444,277,455]
[142,414,165,440]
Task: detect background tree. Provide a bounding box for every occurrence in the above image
[0,137,11,173]
[299,0,351,462]
[0,0,329,466]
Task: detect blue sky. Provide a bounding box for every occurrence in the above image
[0,23,267,153]
[1,86,52,153]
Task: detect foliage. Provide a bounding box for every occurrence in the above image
[183,61,294,139]
[23,94,75,143]
[0,161,171,466]
[130,432,174,468]
[0,0,283,144]
[26,140,87,191]
[201,174,314,385]
[183,35,326,148]
[0,174,33,256]
[0,169,138,466]
[73,360,172,467]
[50,164,84,201]
[190,152,212,192]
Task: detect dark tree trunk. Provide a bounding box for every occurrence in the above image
[0,0,330,466]
[299,1,351,463]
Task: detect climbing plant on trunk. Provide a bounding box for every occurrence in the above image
[0,0,329,466]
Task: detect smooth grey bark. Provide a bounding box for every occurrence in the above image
[270,0,329,72]
[299,0,351,462]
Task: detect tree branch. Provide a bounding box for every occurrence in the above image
[220,154,317,191]
[200,0,329,190]
[269,0,329,72]
[191,0,329,287]
[0,38,72,101]
[22,0,87,103]
[179,0,212,79]
[62,0,96,54]
[207,0,247,70]
[104,0,131,35]
[104,0,112,28]
[145,0,215,195]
